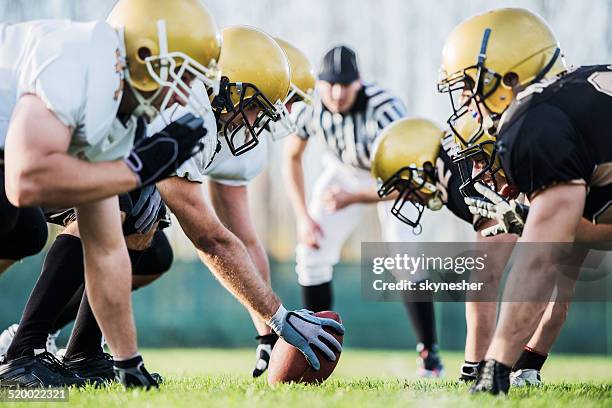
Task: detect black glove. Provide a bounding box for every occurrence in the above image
[129,185,163,234]
[124,113,206,187]
[114,355,159,389]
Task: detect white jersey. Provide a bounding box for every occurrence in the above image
[0,20,132,162]
[148,102,268,187]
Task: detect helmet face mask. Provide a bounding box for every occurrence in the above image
[377,165,437,234]
[213,77,281,155]
[438,28,503,148]
[452,140,501,197]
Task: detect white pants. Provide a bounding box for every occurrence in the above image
[296,158,419,286]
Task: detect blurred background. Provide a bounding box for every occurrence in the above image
[0,0,610,354]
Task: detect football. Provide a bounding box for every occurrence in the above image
[267,311,344,385]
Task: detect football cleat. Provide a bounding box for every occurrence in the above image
[63,352,115,382]
[0,350,100,388]
[470,359,511,395]
[459,361,484,382]
[252,333,278,378]
[113,355,159,389]
[0,324,18,358]
[416,343,445,378]
[510,369,542,387]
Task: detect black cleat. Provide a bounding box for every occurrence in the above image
[113,355,159,389]
[0,351,99,388]
[252,333,278,378]
[63,352,115,382]
[459,361,485,382]
[470,359,511,395]
[64,352,163,385]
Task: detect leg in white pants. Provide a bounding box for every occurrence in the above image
[296,162,368,287]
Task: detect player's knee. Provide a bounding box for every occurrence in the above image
[134,231,174,276]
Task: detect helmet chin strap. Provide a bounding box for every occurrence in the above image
[130,86,163,122]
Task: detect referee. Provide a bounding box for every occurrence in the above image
[283,45,444,377]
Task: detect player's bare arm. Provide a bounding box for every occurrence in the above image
[158,176,281,321]
[208,180,272,335]
[4,95,138,207]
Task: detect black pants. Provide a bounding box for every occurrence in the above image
[0,166,47,261]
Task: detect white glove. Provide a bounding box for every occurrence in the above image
[464,182,529,237]
[267,306,344,371]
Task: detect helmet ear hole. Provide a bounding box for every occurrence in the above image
[502,72,519,87]
[137,47,152,62]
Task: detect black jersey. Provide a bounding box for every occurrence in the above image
[498,65,612,224]
[436,134,477,226]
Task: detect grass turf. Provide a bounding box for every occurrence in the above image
[2,349,610,408]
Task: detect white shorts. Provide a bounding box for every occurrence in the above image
[296,156,424,286]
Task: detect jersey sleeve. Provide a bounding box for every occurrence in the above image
[499,103,590,198]
[373,97,406,133]
[290,102,314,140]
[28,42,87,131]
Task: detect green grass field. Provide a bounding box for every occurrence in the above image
[3,349,610,408]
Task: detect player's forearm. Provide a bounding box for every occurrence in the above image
[194,234,281,321]
[7,152,138,207]
[350,187,397,204]
[576,218,612,250]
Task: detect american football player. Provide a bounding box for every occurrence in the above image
[149,26,344,376]
[1,170,173,386]
[371,117,519,381]
[0,0,216,388]
[438,7,612,394]
[283,45,443,377]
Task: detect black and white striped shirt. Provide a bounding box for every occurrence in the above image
[292,83,406,170]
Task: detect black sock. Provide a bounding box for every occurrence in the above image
[301,282,333,312]
[7,235,85,359]
[50,284,85,333]
[256,333,278,346]
[63,291,105,358]
[513,347,548,371]
[402,300,437,349]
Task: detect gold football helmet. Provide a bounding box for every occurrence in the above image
[438,7,566,146]
[211,26,291,155]
[107,0,221,121]
[269,38,316,140]
[372,118,445,231]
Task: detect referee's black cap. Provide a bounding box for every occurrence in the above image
[318,45,360,84]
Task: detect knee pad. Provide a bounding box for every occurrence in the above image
[0,207,48,260]
[132,231,173,276]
